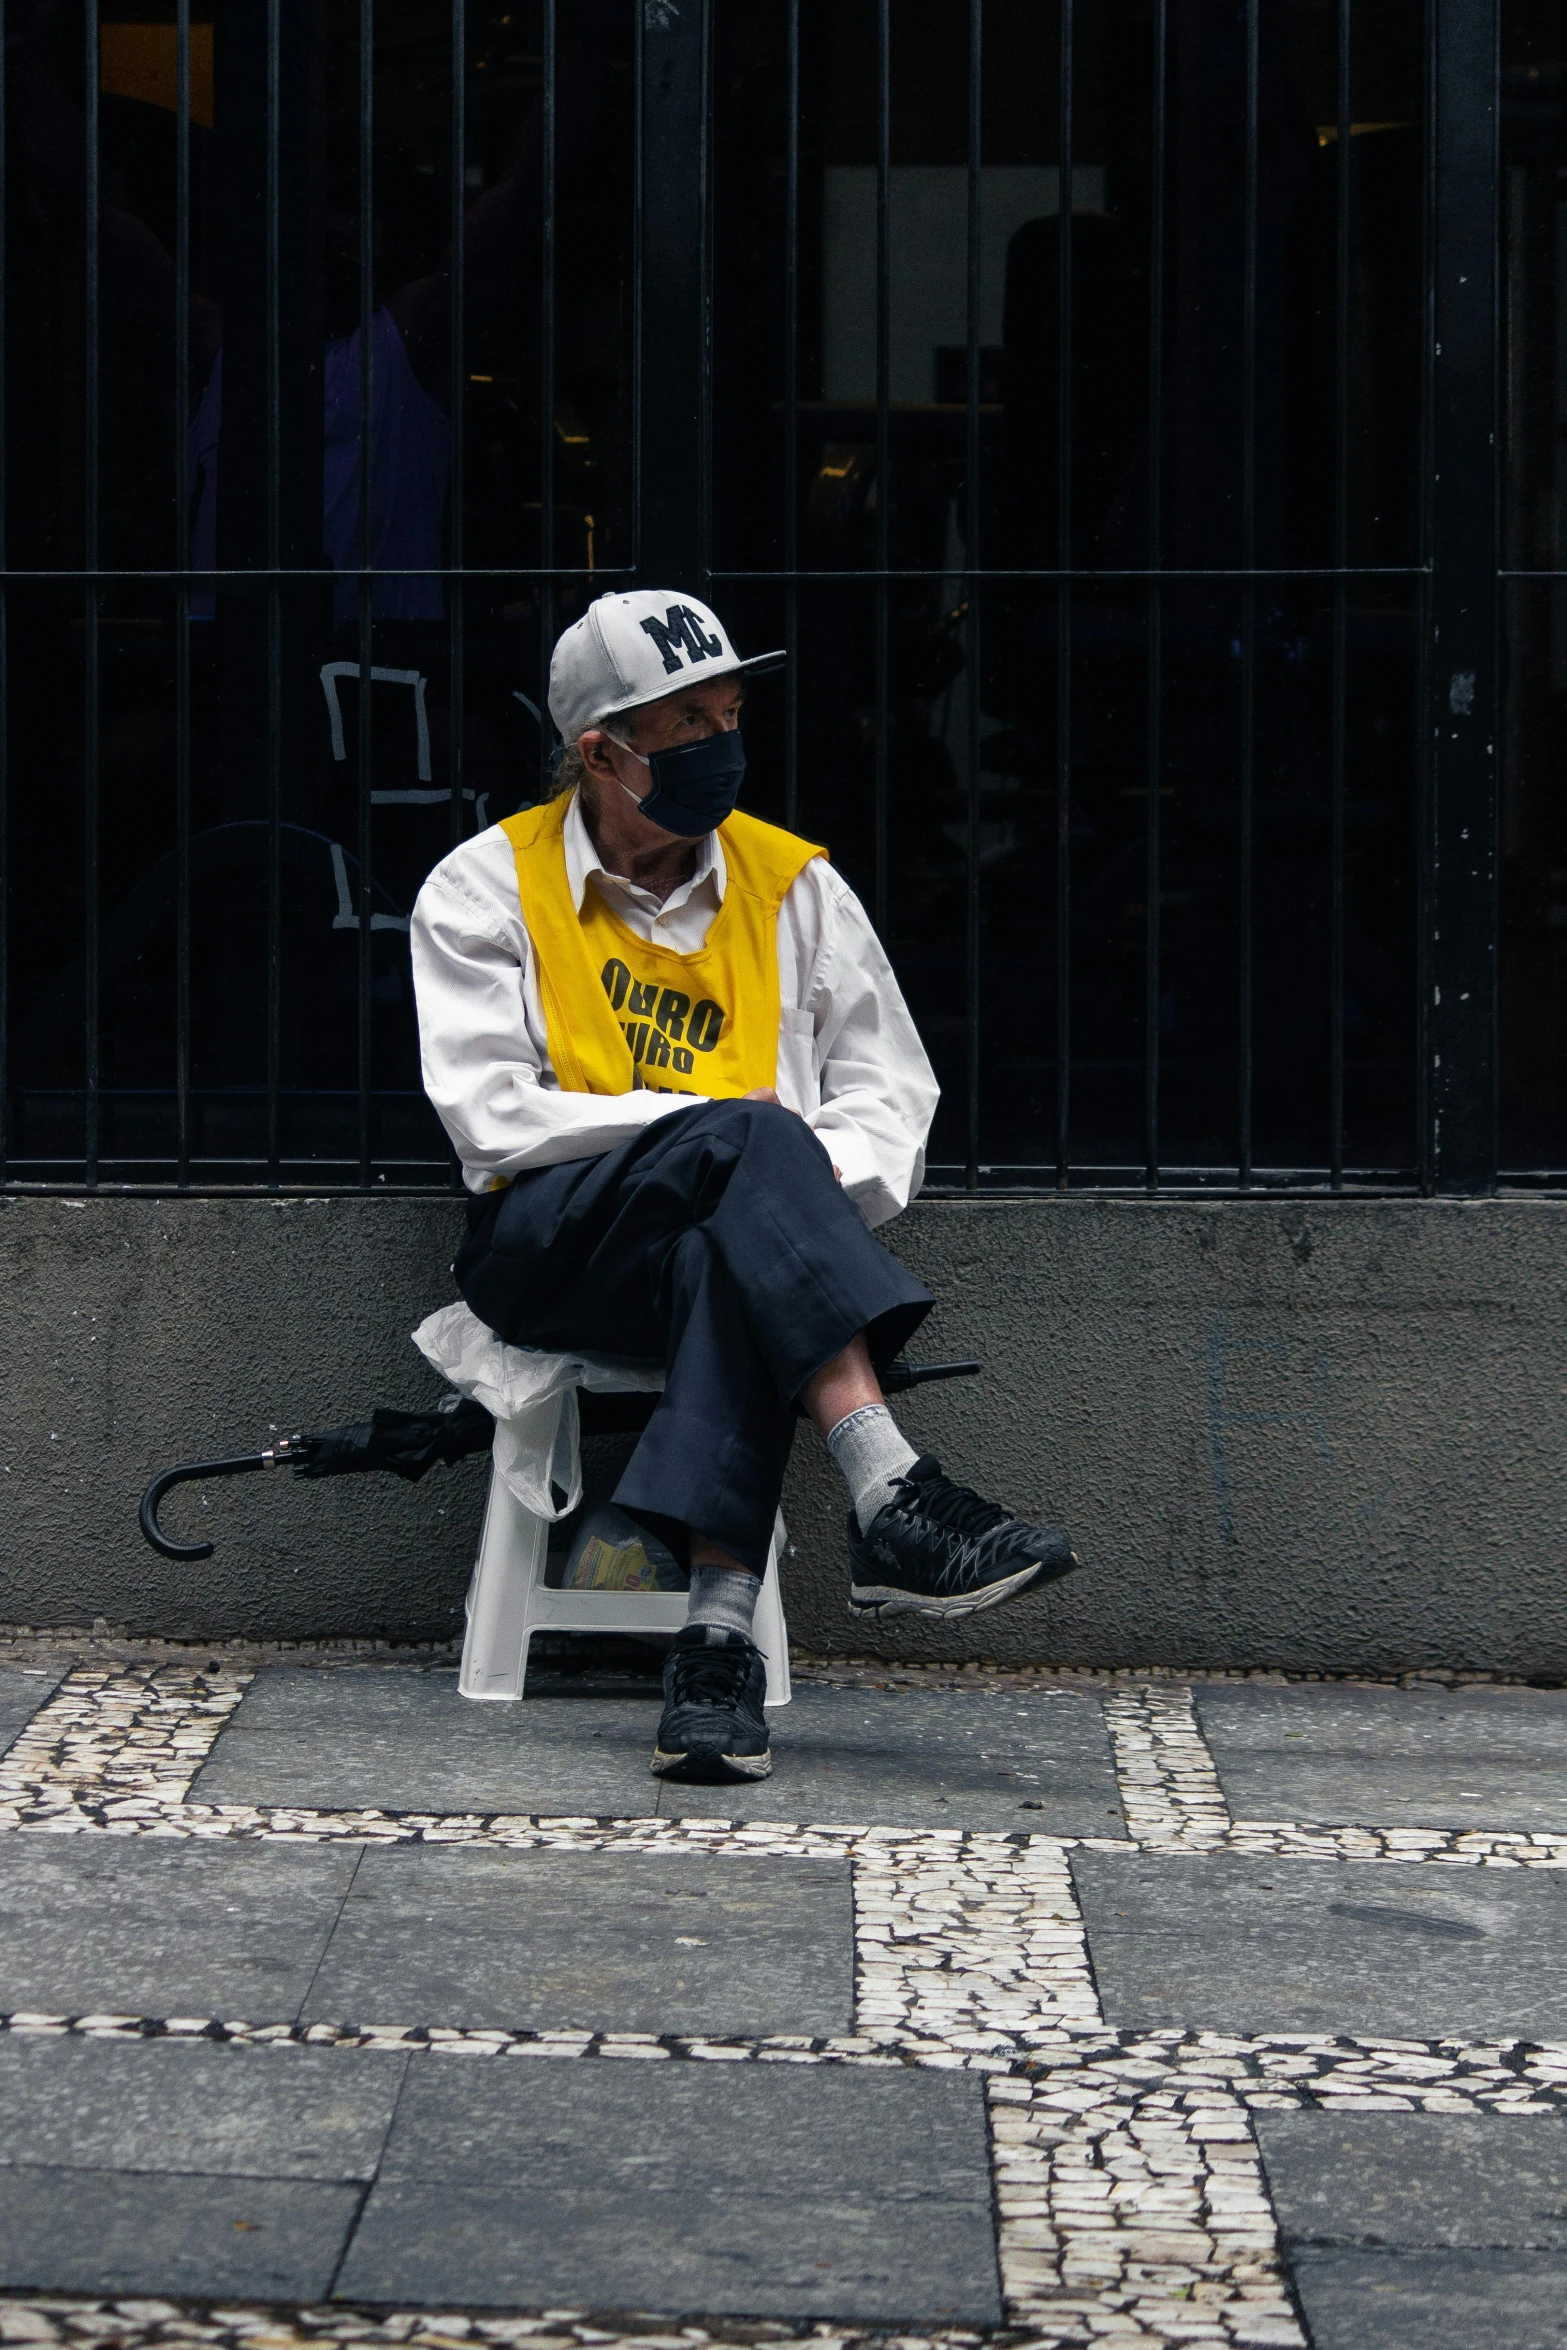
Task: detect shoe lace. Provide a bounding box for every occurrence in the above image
[894,1469,1008,1542]
[667,1641,752,1708]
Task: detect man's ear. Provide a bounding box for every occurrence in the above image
[579,728,617,780]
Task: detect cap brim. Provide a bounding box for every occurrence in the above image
[591,647,788,733]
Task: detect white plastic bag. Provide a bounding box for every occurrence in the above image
[411,1301,663,1521]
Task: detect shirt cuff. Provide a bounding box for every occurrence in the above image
[808,1115,908,1228]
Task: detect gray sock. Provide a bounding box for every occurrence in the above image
[826,1403,921,1533]
[686,1563,761,1640]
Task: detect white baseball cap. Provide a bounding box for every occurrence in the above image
[547,589,785,744]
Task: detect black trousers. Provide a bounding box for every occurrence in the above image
[455,1098,933,1573]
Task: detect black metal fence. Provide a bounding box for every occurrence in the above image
[0,0,1553,1195]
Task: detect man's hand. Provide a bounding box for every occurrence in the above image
[743,1086,841,1181]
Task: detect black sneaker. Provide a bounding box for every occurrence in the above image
[846,1455,1078,1621]
[651,1624,773,1782]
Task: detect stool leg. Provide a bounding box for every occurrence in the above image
[459,1464,549,1702]
[753,1513,792,1709]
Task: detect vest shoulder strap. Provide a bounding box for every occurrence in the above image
[500,795,569,859]
[717,808,827,911]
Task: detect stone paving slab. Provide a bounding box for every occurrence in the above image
[0,1836,360,2020]
[1288,2248,1567,2349]
[0,1665,65,1759]
[1255,2111,1567,2248]
[662,1685,1126,1833]
[338,2056,1001,2321]
[0,2166,364,2301]
[193,1669,1123,1836]
[0,2033,407,2178]
[1071,1848,1567,2039]
[190,1666,661,1818]
[1197,1680,1567,1832]
[303,1846,855,2036]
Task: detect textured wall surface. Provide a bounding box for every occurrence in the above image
[4,1193,1565,1673]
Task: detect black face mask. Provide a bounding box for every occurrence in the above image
[619,727,746,839]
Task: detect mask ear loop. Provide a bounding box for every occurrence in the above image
[600,725,653,810]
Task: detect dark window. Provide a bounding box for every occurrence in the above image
[0,0,1533,1195]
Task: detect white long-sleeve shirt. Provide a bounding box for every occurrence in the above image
[409,791,940,1228]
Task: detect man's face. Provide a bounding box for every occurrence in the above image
[626,675,745,753]
[579,675,744,837]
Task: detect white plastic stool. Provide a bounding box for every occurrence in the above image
[458,1461,792,1708]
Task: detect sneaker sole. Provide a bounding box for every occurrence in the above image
[848,1555,1076,1622]
[650,1746,773,1782]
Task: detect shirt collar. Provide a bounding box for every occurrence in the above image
[561,786,727,916]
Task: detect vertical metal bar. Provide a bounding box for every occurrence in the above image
[1415,0,1438,1192]
[539,0,556,802]
[873,0,890,936]
[357,0,375,1185]
[266,579,282,1181]
[449,0,466,852]
[697,0,712,584]
[1237,0,1258,1188]
[1424,0,1499,1192]
[265,0,282,1185]
[783,0,800,834]
[631,0,643,577]
[636,0,705,581]
[1329,0,1351,1190]
[174,0,192,1184]
[1054,0,1073,1189]
[1143,0,1166,1194]
[83,0,101,1184]
[963,0,981,1191]
[443,0,466,1191]
[0,569,6,1182]
[0,1,8,1184]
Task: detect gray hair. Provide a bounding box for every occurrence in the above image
[543,740,587,802]
[542,710,642,803]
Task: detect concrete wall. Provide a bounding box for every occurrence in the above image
[4,1192,1565,1674]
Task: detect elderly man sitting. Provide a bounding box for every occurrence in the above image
[410,590,1077,1782]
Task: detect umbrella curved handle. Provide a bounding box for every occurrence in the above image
[137,1452,274,1562]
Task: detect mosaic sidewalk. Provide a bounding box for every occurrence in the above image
[0,1645,1564,2350]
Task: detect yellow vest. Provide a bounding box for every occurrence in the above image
[501,793,825,1097]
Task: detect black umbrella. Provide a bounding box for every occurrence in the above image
[138,1397,495,1562]
[136,1360,979,1562]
